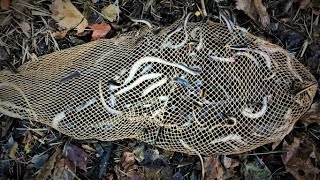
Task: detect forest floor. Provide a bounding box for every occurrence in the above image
[0,0,320,179]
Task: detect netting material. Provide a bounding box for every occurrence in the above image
[0,21,317,155]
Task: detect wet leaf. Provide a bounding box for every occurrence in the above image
[36,148,61,180]
[101,3,119,22]
[204,155,223,180]
[0,0,10,10]
[63,144,89,172]
[89,22,111,40]
[122,151,135,171]
[50,0,88,34]
[282,137,320,179]
[236,0,270,28]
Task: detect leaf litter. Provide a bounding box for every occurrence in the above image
[0,0,320,179]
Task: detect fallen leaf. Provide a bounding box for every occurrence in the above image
[101,3,119,22]
[299,102,320,125]
[24,142,32,154]
[52,30,68,39]
[122,151,135,171]
[8,141,18,160]
[63,144,89,172]
[221,156,241,179]
[160,166,174,179]
[271,140,283,150]
[22,130,32,144]
[282,137,300,164]
[11,0,31,20]
[53,158,77,180]
[50,0,88,34]
[20,22,31,38]
[133,145,145,163]
[172,171,183,180]
[144,167,161,179]
[203,155,224,180]
[31,153,49,169]
[311,0,320,15]
[282,137,320,179]
[1,117,13,137]
[81,144,96,152]
[0,0,10,10]
[36,148,61,180]
[122,170,145,180]
[89,22,111,40]
[236,0,270,28]
[296,0,311,9]
[223,156,240,169]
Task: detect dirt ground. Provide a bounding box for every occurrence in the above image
[0,0,320,179]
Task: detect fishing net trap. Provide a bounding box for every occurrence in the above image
[0,19,317,155]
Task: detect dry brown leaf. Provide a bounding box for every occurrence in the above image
[50,0,88,34]
[122,170,145,180]
[295,0,311,9]
[282,137,300,164]
[223,157,240,169]
[204,155,224,180]
[89,22,111,40]
[282,138,320,180]
[11,0,31,20]
[36,148,61,180]
[236,0,270,28]
[299,102,320,125]
[81,144,96,152]
[101,3,119,22]
[53,158,77,180]
[20,22,31,38]
[122,151,135,171]
[311,0,320,15]
[0,0,10,10]
[52,30,68,39]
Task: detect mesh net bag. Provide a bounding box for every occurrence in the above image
[0,21,317,155]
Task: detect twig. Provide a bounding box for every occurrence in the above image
[246,150,287,155]
[200,0,207,17]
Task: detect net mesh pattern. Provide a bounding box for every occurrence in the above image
[0,21,317,155]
